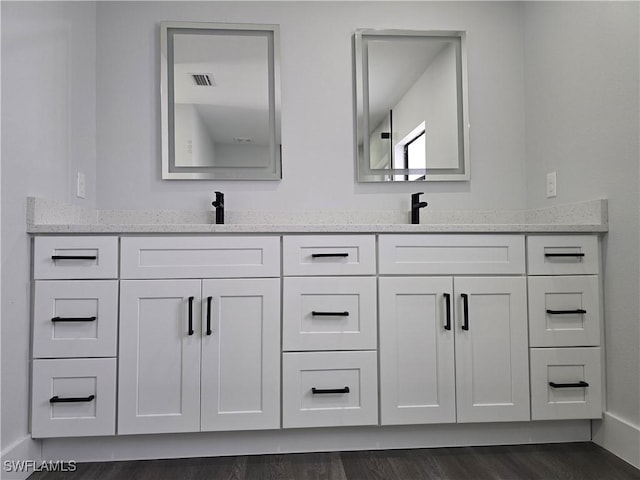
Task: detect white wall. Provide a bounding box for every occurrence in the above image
[1,0,97,467]
[95,1,527,211]
[522,0,640,463]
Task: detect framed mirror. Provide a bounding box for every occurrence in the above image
[161,22,281,180]
[354,30,469,182]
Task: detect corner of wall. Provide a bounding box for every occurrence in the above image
[0,436,42,480]
[592,412,640,469]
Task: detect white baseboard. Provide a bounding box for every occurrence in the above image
[592,412,640,469]
[0,436,42,480]
[42,420,590,463]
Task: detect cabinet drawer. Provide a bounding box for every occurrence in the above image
[283,277,377,351]
[282,351,378,428]
[33,236,118,279]
[527,235,599,275]
[379,235,525,275]
[31,358,116,438]
[33,280,118,358]
[530,348,602,420]
[528,276,600,347]
[282,235,376,276]
[121,236,280,279]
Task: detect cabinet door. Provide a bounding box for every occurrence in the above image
[454,277,530,423]
[200,278,280,431]
[379,277,455,425]
[118,280,201,434]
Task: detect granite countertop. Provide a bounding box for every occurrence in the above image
[26,197,608,234]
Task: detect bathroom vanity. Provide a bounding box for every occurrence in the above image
[26,198,608,460]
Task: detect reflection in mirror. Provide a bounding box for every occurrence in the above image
[354,30,469,182]
[161,22,281,180]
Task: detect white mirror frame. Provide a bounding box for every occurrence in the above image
[161,21,282,180]
[354,29,470,182]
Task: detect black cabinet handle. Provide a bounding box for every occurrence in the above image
[544,253,585,258]
[312,387,350,394]
[51,316,96,323]
[206,296,213,336]
[49,394,95,403]
[549,381,589,389]
[188,296,194,336]
[461,293,469,331]
[443,293,451,331]
[311,253,349,258]
[311,311,349,317]
[546,309,587,315]
[51,255,97,260]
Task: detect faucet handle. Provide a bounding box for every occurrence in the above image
[212,191,224,225]
[410,192,428,225]
[411,192,424,203]
[212,191,224,207]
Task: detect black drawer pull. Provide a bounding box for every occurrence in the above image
[312,387,350,394]
[443,293,451,331]
[188,296,195,336]
[51,316,96,323]
[51,255,97,260]
[311,253,349,258]
[49,394,95,403]
[544,253,585,258]
[549,381,589,389]
[311,311,349,317]
[546,309,587,315]
[206,296,213,336]
[461,293,469,331]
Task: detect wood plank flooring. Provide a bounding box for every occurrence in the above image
[27,442,640,480]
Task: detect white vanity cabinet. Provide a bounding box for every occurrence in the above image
[281,235,379,428]
[31,236,119,438]
[117,236,281,435]
[29,228,605,446]
[378,235,530,425]
[527,235,603,420]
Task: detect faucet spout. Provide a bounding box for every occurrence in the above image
[410,192,428,224]
[212,191,224,225]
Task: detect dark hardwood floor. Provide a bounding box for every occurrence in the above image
[27,442,640,480]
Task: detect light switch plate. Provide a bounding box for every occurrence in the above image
[76,171,86,199]
[546,171,557,198]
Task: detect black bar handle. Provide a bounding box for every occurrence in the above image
[461,293,469,331]
[549,381,589,389]
[311,253,349,258]
[312,387,350,394]
[51,316,97,323]
[188,296,194,336]
[443,293,451,331]
[206,296,213,336]
[51,255,97,260]
[49,394,95,403]
[546,309,587,315]
[311,311,349,317]
[544,253,585,258]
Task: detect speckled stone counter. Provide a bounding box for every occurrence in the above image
[26,197,608,234]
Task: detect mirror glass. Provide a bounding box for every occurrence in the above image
[354,30,469,182]
[161,22,281,180]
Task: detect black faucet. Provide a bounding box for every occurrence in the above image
[411,192,428,224]
[212,191,224,225]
